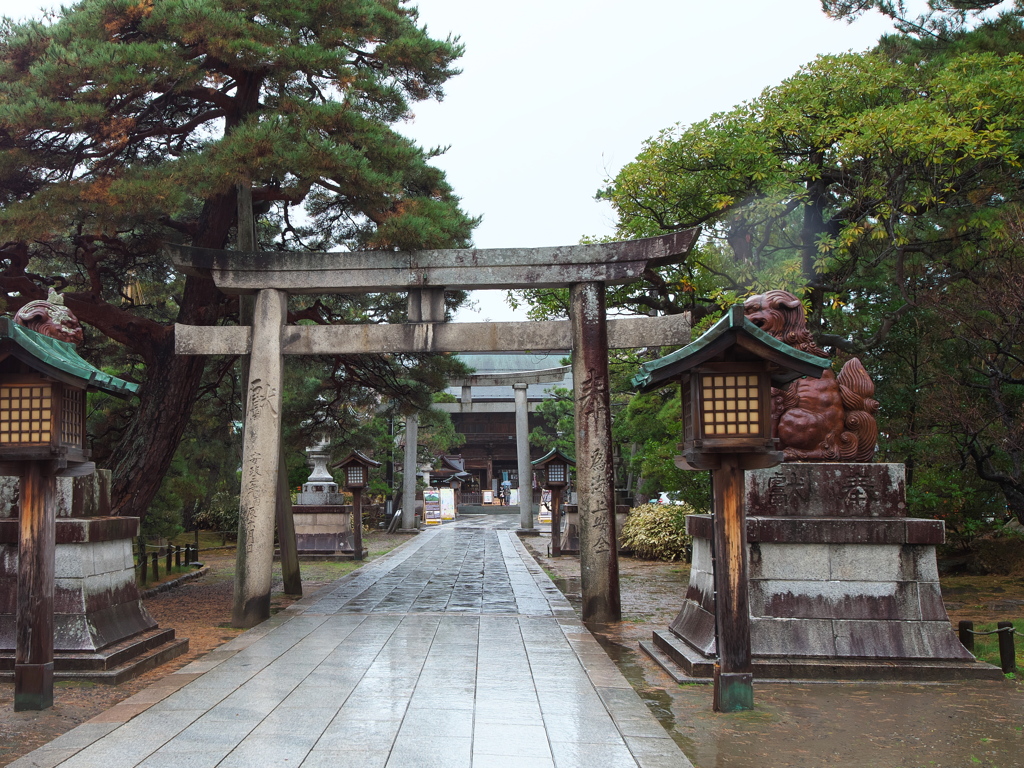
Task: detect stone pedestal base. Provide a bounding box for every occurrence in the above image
[652,463,1001,681]
[292,505,354,554]
[1,474,187,683]
[0,514,188,683]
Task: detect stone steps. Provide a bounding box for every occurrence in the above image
[0,627,188,685]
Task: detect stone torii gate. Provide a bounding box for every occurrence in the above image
[445,365,572,532]
[172,229,697,627]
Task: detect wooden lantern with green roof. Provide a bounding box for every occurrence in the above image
[532,447,575,557]
[1,296,138,712]
[631,303,830,714]
[0,316,137,472]
[632,305,830,471]
[334,451,381,561]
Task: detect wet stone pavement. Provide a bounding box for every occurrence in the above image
[11,516,691,768]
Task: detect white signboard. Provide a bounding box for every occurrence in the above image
[538,490,552,523]
[440,488,456,520]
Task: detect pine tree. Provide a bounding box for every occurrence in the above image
[0,0,476,519]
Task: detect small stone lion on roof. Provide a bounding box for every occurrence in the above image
[743,290,878,462]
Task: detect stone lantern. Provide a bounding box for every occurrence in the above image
[532,447,575,557]
[335,451,381,562]
[633,304,829,712]
[0,312,139,711]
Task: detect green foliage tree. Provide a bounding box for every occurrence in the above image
[528,386,575,454]
[594,19,1024,522]
[0,0,476,521]
[606,46,1024,334]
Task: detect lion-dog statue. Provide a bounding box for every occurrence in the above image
[743,290,878,462]
[13,288,85,346]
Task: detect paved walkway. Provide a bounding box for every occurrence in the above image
[12,516,693,768]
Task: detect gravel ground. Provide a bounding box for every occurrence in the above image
[3,524,1023,768]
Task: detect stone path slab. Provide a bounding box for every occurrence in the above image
[10,516,692,768]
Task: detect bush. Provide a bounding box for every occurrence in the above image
[969,528,1024,576]
[621,502,696,561]
[191,491,240,544]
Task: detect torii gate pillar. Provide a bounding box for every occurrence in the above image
[400,413,419,532]
[513,383,537,533]
[571,282,621,624]
[232,288,286,628]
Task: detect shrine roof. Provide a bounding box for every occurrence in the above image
[333,450,382,469]
[0,318,139,398]
[445,352,572,401]
[631,305,830,392]
[532,446,576,467]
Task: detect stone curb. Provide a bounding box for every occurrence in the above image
[139,566,210,598]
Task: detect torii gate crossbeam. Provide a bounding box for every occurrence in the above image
[172,230,698,628]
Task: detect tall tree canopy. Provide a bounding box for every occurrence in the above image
[0,0,477,520]
[595,18,1024,524]
[822,0,1024,38]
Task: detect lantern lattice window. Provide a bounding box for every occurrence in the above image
[0,384,53,444]
[347,466,364,486]
[547,463,566,484]
[699,373,764,437]
[61,387,84,447]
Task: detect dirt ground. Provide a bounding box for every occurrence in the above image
[2,525,1023,768]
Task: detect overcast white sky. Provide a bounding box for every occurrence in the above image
[0,0,895,320]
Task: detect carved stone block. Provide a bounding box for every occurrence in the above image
[746,463,907,517]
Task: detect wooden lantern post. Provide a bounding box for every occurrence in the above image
[0,314,138,710]
[632,305,829,712]
[335,451,381,561]
[532,447,575,558]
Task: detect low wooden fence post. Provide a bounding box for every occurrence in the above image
[959,620,974,654]
[998,622,1016,673]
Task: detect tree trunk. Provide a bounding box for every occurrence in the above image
[1006,486,1024,527]
[968,448,1024,529]
[108,319,209,518]
[109,191,237,519]
[801,162,828,327]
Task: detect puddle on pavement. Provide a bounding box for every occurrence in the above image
[591,630,695,753]
[551,576,582,610]
[549,574,696,752]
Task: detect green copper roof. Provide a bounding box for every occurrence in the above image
[334,450,382,469]
[532,446,576,467]
[0,317,139,398]
[631,305,831,392]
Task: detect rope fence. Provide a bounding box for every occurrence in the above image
[958,620,1018,674]
[133,541,201,586]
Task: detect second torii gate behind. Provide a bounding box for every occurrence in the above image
[445,364,572,532]
[172,229,697,628]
